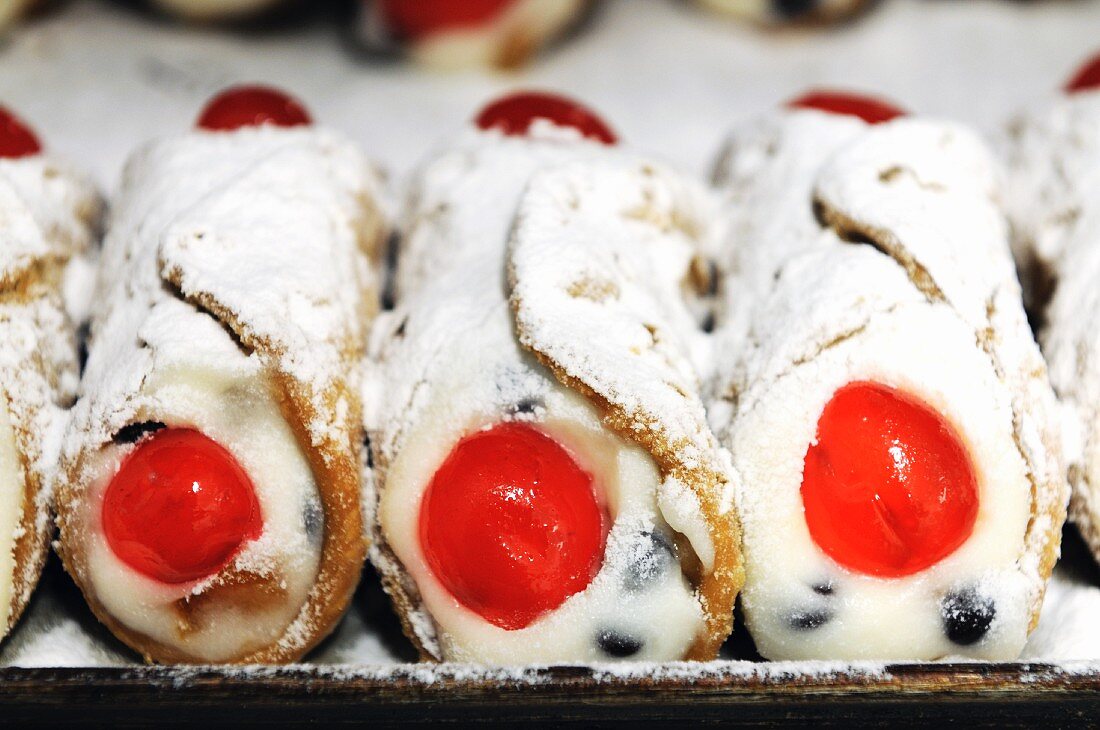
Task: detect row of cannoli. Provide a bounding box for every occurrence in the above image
[0,0,840,36]
[1,2,1056,69]
[0,51,1097,665]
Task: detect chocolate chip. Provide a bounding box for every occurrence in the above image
[811,581,834,596]
[941,588,995,646]
[76,322,90,373]
[303,497,324,545]
[379,231,399,311]
[775,0,817,18]
[597,629,643,658]
[112,421,166,445]
[363,434,375,469]
[788,608,832,631]
[623,530,678,592]
[512,398,543,415]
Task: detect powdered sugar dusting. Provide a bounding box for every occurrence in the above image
[0,153,99,637]
[1004,88,1100,577]
[53,122,382,663]
[711,108,1065,661]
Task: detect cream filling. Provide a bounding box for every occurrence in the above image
[0,403,25,633]
[407,0,585,69]
[380,335,704,663]
[79,353,322,663]
[734,304,1032,661]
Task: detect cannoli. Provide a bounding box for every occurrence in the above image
[0,105,99,640]
[55,85,384,664]
[1004,52,1100,566]
[696,0,872,26]
[365,91,742,663]
[709,91,1065,660]
[352,0,593,71]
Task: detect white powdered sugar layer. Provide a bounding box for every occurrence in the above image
[366,123,732,663]
[710,109,1065,661]
[1003,89,1100,568]
[509,157,743,658]
[58,124,381,663]
[0,155,99,636]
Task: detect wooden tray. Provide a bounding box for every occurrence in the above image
[0,662,1096,726]
[4,6,1100,726]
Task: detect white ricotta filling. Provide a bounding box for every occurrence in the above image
[734,304,1032,661]
[78,322,322,663]
[0,402,25,633]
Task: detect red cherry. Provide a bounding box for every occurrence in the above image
[0,106,42,159]
[378,0,516,40]
[787,90,906,125]
[801,382,978,578]
[419,422,607,630]
[196,85,312,131]
[102,428,263,584]
[1066,52,1100,94]
[475,91,618,145]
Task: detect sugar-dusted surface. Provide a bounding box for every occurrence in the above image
[53,121,382,664]
[3,0,1100,187]
[0,151,99,642]
[1,0,1099,673]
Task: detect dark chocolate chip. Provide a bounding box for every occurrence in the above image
[775,0,817,18]
[941,588,995,646]
[512,397,544,415]
[303,498,324,545]
[112,421,167,445]
[788,608,832,631]
[597,629,643,658]
[363,434,375,469]
[76,322,90,373]
[623,531,678,592]
[811,581,834,596]
[705,260,720,296]
[379,231,399,311]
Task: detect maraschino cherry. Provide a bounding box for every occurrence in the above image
[378,0,515,40]
[102,428,263,584]
[475,91,618,145]
[1066,52,1100,94]
[196,85,312,131]
[0,106,42,159]
[801,382,978,578]
[787,90,906,125]
[419,422,607,630]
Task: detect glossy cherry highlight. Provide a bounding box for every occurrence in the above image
[475,91,618,145]
[102,428,263,584]
[196,85,312,131]
[787,90,906,125]
[419,422,607,630]
[801,382,978,578]
[378,0,515,39]
[1066,53,1100,94]
[0,106,42,159]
